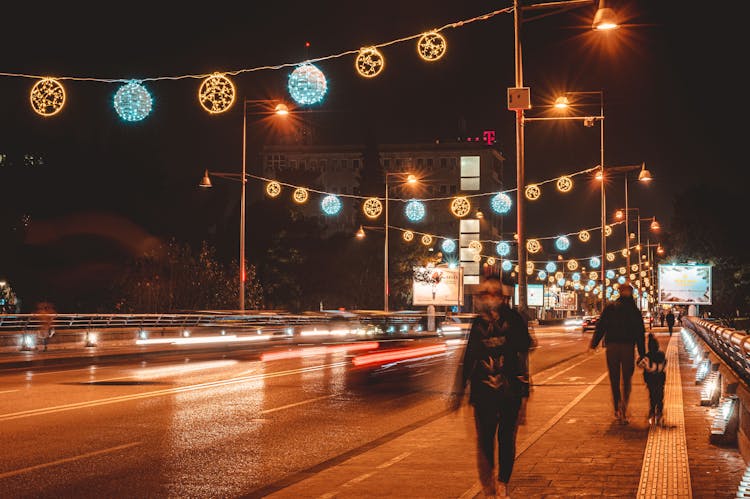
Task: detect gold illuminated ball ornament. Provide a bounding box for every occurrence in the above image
[30,78,65,117]
[567,260,578,271]
[265,181,281,198]
[525,184,541,201]
[421,234,433,246]
[363,197,383,219]
[556,176,573,193]
[403,230,414,242]
[526,239,541,254]
[473,253,482,263]
[355,47,385,78]
[589,272,598,280]
[622,248,630,257]
[578,230,590,242]
[487,257,496,266]
[198,73,236,114]
[450,197,471,217]
[417,32,447,61]
[468,240,483,253]
[606,252,615,262]
[292,187,309,204]
[605,225,613,237]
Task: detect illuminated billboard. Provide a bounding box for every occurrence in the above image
[413,266,464,306]
[514,284,544,307]
[658,264,712,305]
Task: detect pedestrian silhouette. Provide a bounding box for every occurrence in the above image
[589,283,646,424]
[449,277,533,498]
[665,310,675,336]
[638,333,667,427]
[34,301,56,351]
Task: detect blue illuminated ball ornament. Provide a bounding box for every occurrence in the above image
[617,276,627,285]
[537,270,547,281]
[606,287,613,297]
[557,279,566,287]
[589,257,601,269]
[405,200,426,222]
[606,269,616,279]
[501,260,513,272]
[545,262,557,274]
[572,272,581,282]
[588,279,597,288]
[288,64,327,105]
[320,195,342,215]
[496,241,511,257]
[441,239,456,253]
[555,236,570,252]
[584,285,592,292]
[490,192,512,214]
[113,81,153,122]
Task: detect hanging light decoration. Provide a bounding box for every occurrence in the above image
[320,195,342,215]
[526,262,535,275]
[605,225,613,237]
[631,264,639,272]
[362,197,383,219]
[619,267,627,274]
[557,278,566,287]
[567,260,578,271]
[293,187,309,204]
[198,72,236,114]
[555,236,571,252]
[405,200,426,222]
[588,279,597,288]
[525,184,541,201]
[556,176,573,192]
[403,230,414,242]
[545,262,557,274]
[526,239,541,254]
[441,238,456,253]
[450,197,471,217]
[30,78,65,117]
[572,272,581,282]
[578,230,591,242]
[486,257,496,266]
[537,270,547,281]
[288,64,328,105]
[496,241,511,257]
[355,47,385,78]
[490,192,512,214]
[606,252,615,262]
[417,31,447,61]
[554,271,564,281]
[421,234,433,246]
[589,256,601,269]
[265,181,281,197]
[501,260,513,272]
[589,271,598,280]
[606,269,616,279]
[468,240,483,253]
[113,81,153,122]
[622,248,630,257]
[617,276,627,285]
[474,253,483,263]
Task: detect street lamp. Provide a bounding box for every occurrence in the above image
[200,99,289,312]
[384,172,418,312]
[606,162,653,272]
[510,0,620,314]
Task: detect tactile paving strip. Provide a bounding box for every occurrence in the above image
[636,334,692,498]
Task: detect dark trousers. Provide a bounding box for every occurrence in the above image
[473,395,521,485]
[667,322,674,335]
[605,343,635,414]
[646,378,665,417]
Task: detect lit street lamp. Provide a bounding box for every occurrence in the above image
[200,99,289,312]
[509,0,619,314]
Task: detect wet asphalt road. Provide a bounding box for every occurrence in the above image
[0,325,590,498]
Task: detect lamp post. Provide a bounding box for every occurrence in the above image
[510,0,618,314]
[383,172,417,312]
[610,162,652,272]
[200,99,289,312]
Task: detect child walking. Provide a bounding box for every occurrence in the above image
[639,333,667,426]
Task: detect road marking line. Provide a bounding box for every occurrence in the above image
[261,395,337,414]
[0,362,348,421]
[0,390,19,394]
[637,334,692,498]
[0,442,141,480]
[317,452,412,498]
[535,350,600,383]
[460,370,608,499]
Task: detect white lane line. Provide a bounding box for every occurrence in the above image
[0,390,19,395]
[317,452,412,499]
[636,334,692,498]
[261,395,337,415]
[535,350,601,383]
[460,370,609,499]
[0,442,141,480]
[0,362,348,421]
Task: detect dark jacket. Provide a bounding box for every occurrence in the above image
[665,312,675,325]
[457,305,533,405]
[590,296,646,358]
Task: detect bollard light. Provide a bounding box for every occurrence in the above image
[710,395,738,443]
[695,359,711,384]
[20,333,36,351]
[139,329,148,340]
[700,371,721,406]
[85,332,98,347]
[182,330,190,338]
[734,464,750,496]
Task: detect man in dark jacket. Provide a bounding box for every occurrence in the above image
[665,310,676,335]
[450,277,533,498]
[590,283,646,424]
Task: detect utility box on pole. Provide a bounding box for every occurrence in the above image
[507,87,531,110]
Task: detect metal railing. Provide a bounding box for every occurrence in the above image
[683,317,750,386]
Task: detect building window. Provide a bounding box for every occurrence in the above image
[451,157,458,168]
[427,158,433,167]
[383,159,391,168]
[440,158,447,168]
[289,159,297,169]
[396,159,402,167]
[417,158,424,167]
[310,159,317,169]
[439,185,447,194]
[353,159,360,169]
[300,159,307,169]
[341,159,348,169]
[320,159,327,170]
[450,185,457,194]
[428,185,434,195]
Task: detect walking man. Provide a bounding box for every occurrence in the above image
[450,277,533,498]
[665,310,676,336]
[589,283,646,424]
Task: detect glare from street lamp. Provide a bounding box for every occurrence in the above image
[638,163,653,182]
[554,96,570,109]
[406,174,418,184]
[615,210,623,220]
[274,103,290,116]
[199,169,212,188]
[356,226,365,239]
[595,170,603,181]
[650,220,660,231]
[592,0,619,31]
[657,245,665,255]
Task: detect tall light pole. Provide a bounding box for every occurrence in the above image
[201,99,289,312]
[611,162,652,272]
[383,172,417,312]
[510,0,618,314]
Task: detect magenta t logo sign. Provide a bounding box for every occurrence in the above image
[483,130,496,145]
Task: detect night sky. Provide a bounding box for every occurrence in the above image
[0,1,744,306]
